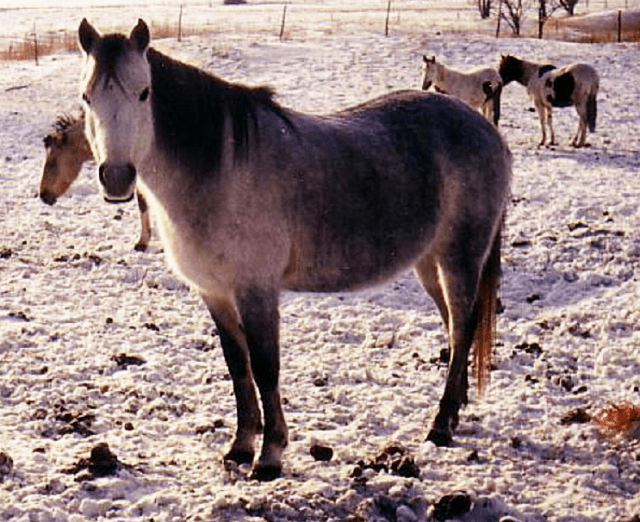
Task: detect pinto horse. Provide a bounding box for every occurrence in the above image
[499,54,599,147]
[78,19,512,481]
[40,110,152,251]
[421,55,502,126]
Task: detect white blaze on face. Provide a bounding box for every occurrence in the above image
[80,46,153,172]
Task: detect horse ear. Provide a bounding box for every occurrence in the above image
[130,19,150,53]
[78,18,100,54]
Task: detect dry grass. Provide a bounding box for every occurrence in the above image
[593,402,640,439]
[0,20,202,62]
[1,7,638,62]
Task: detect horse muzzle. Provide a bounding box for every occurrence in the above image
[98,163,136,203]
[39,190,58,206]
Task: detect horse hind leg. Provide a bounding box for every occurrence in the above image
[425,228,500,447]
[415,253,450,328]
[203,294,263,468]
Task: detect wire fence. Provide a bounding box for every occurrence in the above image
[0,0,638,62]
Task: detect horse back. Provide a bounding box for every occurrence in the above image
[266,91,511,291]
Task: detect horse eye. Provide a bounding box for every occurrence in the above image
[82,93,91,105]
[139,87,150,102]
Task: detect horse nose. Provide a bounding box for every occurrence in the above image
[40,190,57,206]
[98,163,137,203]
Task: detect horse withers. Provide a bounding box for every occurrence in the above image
[499,55,599,147]
[40,110,152,251]
[421,55,502,126]
[78,19,512,481]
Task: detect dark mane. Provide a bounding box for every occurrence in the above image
[44,110,83,146]
[54,110,83,134]
[538,64,557,77]
[91,34,131,90]
[147,48,293,180]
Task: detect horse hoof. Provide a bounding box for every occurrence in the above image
[133,243,148,252]
[224,448,254,466]
[426,428,453,447]
[250,464,281,482]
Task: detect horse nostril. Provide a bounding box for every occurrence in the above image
[40,191,57,206]
[126,163,136,179]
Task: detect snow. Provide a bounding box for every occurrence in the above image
[1,2,640,521]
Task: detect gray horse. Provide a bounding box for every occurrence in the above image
[78,19,511,481]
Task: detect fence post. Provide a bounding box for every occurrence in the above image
[617,10,622,43]
[33,22,39,66]
[280,5,287,40]
[385,0,391,36]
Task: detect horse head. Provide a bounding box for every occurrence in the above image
[78,18,153,203]
[421,55,437,90]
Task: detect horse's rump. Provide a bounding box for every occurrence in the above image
[546,72,575,107]
[274,91,508,291]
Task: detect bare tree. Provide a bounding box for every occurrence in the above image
[500,0,527,35]
[557,0,579,15]
[478,0,492,19]
[537,0,564,38]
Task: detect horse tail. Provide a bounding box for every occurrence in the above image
[492,83,502,126]
[473,221,501,395]
[482,81,502,126]
[587,93,597,132]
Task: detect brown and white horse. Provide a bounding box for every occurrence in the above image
[499,55,599,147]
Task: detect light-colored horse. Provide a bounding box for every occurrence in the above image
[40,110,152,251]
[78,19,512,481]
[422,55,503,126]
[499,55,599,147]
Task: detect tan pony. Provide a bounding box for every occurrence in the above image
[499,55,599,147]
[40,110,152,250]
[422,55,503,126]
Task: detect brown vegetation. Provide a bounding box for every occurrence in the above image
[594,402,640,439]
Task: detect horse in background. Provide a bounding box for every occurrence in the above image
[40,110,152,251]
[499,55,599,147]
[78,18,512,481]
[421,55,502,126]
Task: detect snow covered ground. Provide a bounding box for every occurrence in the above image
[0,2,639,521]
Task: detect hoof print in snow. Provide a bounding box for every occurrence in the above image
[560,407,591,425]
[433,490,472,521]
[0,452,13,479]
[310,443,333,462]
[65,443,121,479]
[111,353,146,368]
[351,444,419,479]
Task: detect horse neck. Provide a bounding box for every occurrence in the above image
[520,61,542,87]
[435,63,455,87]
[72,125,93,163]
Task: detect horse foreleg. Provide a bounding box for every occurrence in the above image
[535,102,548,147]
[134,191,151,251]
[238,287,287,481]
[204,295,263,467]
